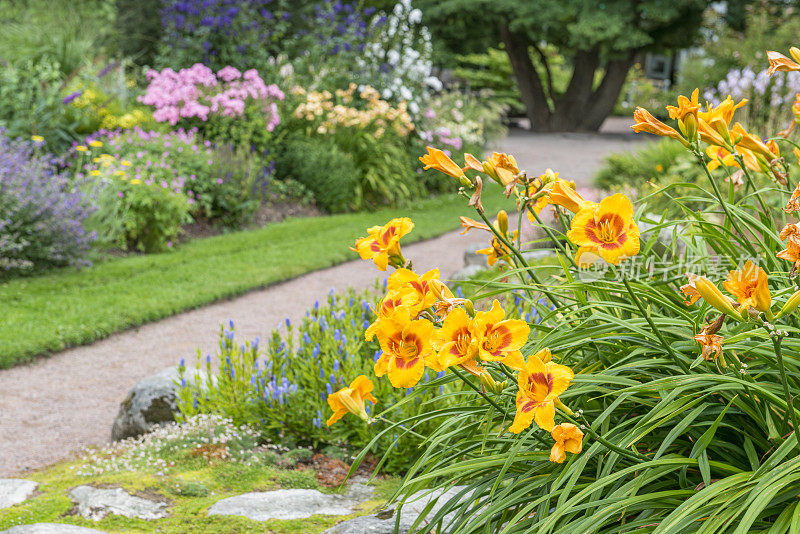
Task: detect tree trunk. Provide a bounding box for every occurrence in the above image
[499,28,638,132]
[499,25,554,130]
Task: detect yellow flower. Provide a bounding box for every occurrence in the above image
[705,145,759,173]
[730,123,776,161]
[130,179,141,185]
[326,375,377,426]
[90,170,100,176]
[471,300,528,368]
[476,234,516,266]
[419,147,468,182]
[550,423,584,463]
[778,240,800,268]
[567,194,640,266]
[723,261,771,312]
[89,140,103,148]
[483,152,520,186]
[364,290,419,341]
[655,164,664,172]
[631,107,689,146]
[541,179,592,214]
[434,307,482,375]
[665,89,700,142]
[767,49,800,76]
[373,307,439,388]
[115,170,126,177]
[694,330,724,361]
[30,135,45,143]
[351,217,414,271]
[697,96,747,148]
[459,216,491,234]
[386,268,440,316]
[76,145,88,152]
[121,160,132,167]
[510,355,574,433]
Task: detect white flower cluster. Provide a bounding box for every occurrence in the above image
[73,414,267,476]
[705,66,800,107]
[360,0,442,115]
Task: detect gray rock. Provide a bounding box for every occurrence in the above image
[323,486,470,534]
[521,249,556,263]
[111,366,206,441]
[69,486,168,521]
[208,483,374,521]
[1,525,109,534]
[448,264,487,282]
[0,479,37,509]
[463,242,489,267]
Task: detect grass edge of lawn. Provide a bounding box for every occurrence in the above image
[1,191,506,369]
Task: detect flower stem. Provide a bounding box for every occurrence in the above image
[622,276,690,374]
[771,336,800,455]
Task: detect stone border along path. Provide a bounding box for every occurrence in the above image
[0,124,644,477]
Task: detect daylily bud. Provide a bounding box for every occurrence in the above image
[693,276,740,317]
[555,398,573,416]
[791,47,800,64]
[497,210,509,235]
[479,370,504,394]
[776,290,800,319]
[482,160,501,184]
[463,299,475,317]
[681,114,698,144]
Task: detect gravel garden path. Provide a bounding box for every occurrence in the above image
[0,122,645,476]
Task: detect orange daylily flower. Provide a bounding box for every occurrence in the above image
[420,146,468,181]
[778,240,800,268]
[510,354,574,433]
[463,153,484,172]
[352,217,413,271]
[697,96,747,148]
[434,307,481,373]
[694,330,724,362]
[632,107,689,146]
[483,152,520,186]
[731,123,775,160]
[780,223,800,245]
[767,49,800,76]
[387,268,440,316]
[364,290,419,341]
[470,300,529,369]
[527,177,590,219]
[326,375,377,426]
[785,183,800,213]
[476,234,516,266]
[567,194,640,266]
[459,216,491,234]
[550,423,584,463]
[723,261,771,312]
[374,307,439,388]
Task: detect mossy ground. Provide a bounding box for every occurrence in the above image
[0,443,398,533]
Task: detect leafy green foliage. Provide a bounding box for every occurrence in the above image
[274,136,359,213]
[177,284,448,473]
[453,48,524,115]
[116,179,192,253]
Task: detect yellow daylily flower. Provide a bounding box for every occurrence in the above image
[680,273,739,316]
[632,107,689,146]
[566,194,640,266]
[463,153,484,172]
[666,89,700,142]
[476,234,516,266]
[351,217,414,271]
[510,355,574,433]
[89,140,103,147]
[723,261,771,312]
[483,152,520,186]
[434,307,482,374]
[420,146,468,182]
[471,300,528,368]
[697,96,747,148]
[374,307,439,388]
[364,289,419,341]
[550,423,584,463]
[326,375,377,426]
[387,268,440,316]
[731,123,776,160]
[76,145,88,152]
[705,145,760,173]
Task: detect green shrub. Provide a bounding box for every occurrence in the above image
[453,47,524,115]
[117,179,191,253]
[274,136,359,213]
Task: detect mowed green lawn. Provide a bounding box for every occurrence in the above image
[1,192,505,368]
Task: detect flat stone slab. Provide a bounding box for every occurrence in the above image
[1,525,109,534]
[323,486,469,534]
[209,483,374,521]
[69,486,168,521]
[0,479,38,509]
